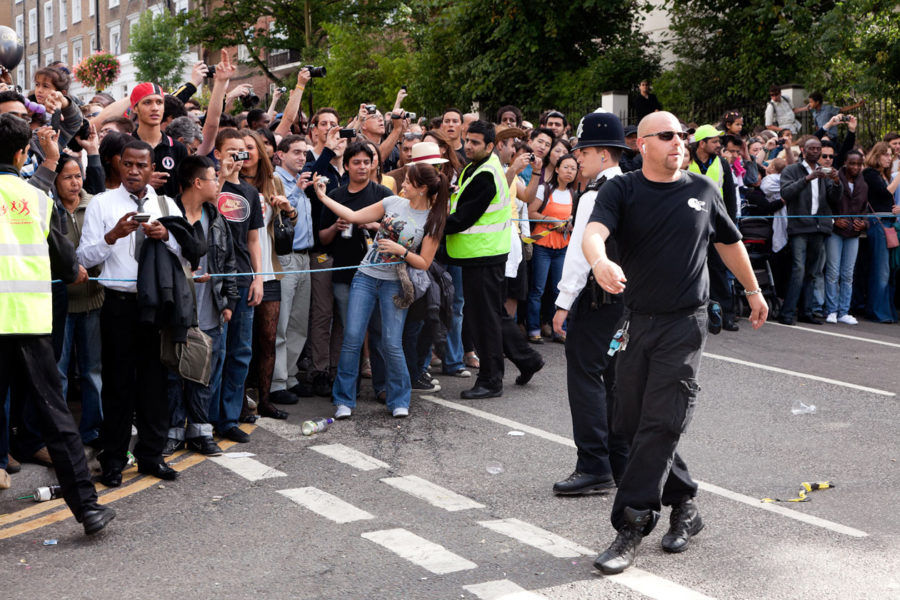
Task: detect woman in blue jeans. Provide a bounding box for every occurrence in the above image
[525,154,578,343]
[312,162,448,418]
[862,143,900,323]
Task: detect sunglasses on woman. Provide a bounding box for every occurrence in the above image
[644,131,688,141]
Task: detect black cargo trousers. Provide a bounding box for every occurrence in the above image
[609,305,706,533]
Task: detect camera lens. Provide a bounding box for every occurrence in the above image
[206,65,215,78]
[304,65,326,78]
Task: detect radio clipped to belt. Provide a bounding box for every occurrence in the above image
[608,320,630,357]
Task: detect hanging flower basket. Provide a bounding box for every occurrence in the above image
[74,51,120,91]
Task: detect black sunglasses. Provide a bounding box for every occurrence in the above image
[821,153,835,159]
[644,130,688,141]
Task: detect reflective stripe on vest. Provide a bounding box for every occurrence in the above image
[689,156,723,193]
[447,154,512,259]
[0,174,53,335]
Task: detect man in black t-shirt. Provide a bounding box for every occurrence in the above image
[583,111,768,575]
[129,83,189,198]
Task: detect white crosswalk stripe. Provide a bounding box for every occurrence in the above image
[464,579,547,599]
[255,417,307,441]
[207,455,286,481]
[361,528,477,574]
[478,519,594,558]
[277,487,375,523]
[380,475,485,512]
[538,573,717,600]
[310,443,390,471]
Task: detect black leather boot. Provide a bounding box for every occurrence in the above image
[661,496,704,553]
[594,507,654,575]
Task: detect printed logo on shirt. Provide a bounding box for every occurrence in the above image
[687,198,707,212]
[367,212,410,265]
[216,192,251,222]
[161,156,175,171]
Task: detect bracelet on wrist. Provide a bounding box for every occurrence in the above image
[744,288,762,296]
[590,256,604,269]
[402,248,410,260]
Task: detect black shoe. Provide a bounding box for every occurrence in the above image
[312,372,333,397]
[777,315,796,325]
[723,319,739,332]
[99,469,122,488]
[220,426,250,443]
[269,390,299,405]
[375,391,387,405]
[187,437,223,456]
[411,375,440,393]
[82,504,116,535]
[798,313,823,325]
[288,381,315,398]
[515,359,544,386]
[812,311,825,319]
[594,507,654,575]
[553,471,616,495]
[460,385,502,399]
[257,403,289,419]
[162,437,184,457]
[137,461,180,480]
[661,496,704,553]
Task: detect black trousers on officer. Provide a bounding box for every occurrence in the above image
[99,291,169,473]
[0,335,98,521]
[565,288,629,481]
[610,306,706,533]
[708,242,734,321]
[462,263,506,391]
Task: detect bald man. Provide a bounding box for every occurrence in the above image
[582,111,768,574]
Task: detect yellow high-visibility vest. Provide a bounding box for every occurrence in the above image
[447,153,511,259]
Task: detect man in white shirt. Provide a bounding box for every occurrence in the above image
[78,140,185,487]
[551,112,631,496]
[764,85,802,135]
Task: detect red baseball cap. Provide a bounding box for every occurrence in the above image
[130,82,164,108]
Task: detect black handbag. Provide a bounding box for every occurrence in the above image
[274,211,294,255]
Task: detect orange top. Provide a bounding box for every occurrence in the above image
[533,187,573,249]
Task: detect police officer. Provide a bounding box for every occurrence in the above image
[0,114,115,533]
[583,111,768,574]
[551,112,630,495]
[444,120,511,399]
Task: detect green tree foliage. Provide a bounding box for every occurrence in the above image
[129,11,190,91]
[406,0,660,117]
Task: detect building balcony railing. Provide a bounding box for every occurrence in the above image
[268,49,301,69]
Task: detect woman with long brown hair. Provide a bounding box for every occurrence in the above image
[239,129,297,418]
[862,141,900,322]
[312,162,449,419]
[422,129,461,183]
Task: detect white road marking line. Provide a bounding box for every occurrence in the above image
[207,455,286,481]
[310,443,390,471]
[538,573,717,600]
[277,487,374,523]
[703,352,895,397]
[464,580,546,600]
[698,481,867,538]
[381,475,485,512]
[478,518,594,558]
[768,321,900,349]
[361,528,477,574]
[255,417,306,441]
[420,396,868,538]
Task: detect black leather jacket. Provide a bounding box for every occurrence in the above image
[200,201,239,315]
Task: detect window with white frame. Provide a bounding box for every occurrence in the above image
[28,56,38,81]
[28,9,37,43]
[174,0,188,12]
[73,0,81,23]
[15,15,24,41]
[44,50,54,66]
[44,2,53,37]
[59,0,67,31]
[89,33,96,53]
[16,65,25,88]
[72,39,83,66]
[89,0,94,17]
[109,0,119,9]
[109,23,121,55]
[59,44,67,66]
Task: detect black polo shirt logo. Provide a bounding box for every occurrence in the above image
[687,198,706,212]
[162,156,175,170]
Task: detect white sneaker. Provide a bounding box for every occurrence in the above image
[334,405,352,419]
[448,369,472,378]
[392,407,409,418]
[838,314,858,325]
[825,312,837,324]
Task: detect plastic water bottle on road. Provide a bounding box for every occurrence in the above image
[302,417,335,435]
[791,399,817,415]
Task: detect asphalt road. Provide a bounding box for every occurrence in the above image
[3,318,899,599]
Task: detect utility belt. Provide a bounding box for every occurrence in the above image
[586,272,621,310]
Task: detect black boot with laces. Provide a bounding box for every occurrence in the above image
[594,507,654,575]
[661,495,704,553]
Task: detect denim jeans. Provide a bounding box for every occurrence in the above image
[824,235,859,317]
[211,287,252,432]
[57,309,103,444]
[527,244,566,335]
[332,273,409,411]
[782,233,825,320]
[866,218,898,323]
[442,264,465,373]
[170,325,226,440]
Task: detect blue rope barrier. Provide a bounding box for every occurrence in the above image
[737,213,896,219]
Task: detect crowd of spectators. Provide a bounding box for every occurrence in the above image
[1,57,898,498]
